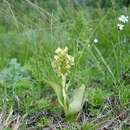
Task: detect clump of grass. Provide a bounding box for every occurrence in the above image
[0,108,25,130]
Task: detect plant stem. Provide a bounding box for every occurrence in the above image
[62,75,68,114]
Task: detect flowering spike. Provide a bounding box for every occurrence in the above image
[52,47,74,77]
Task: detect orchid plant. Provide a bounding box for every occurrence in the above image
[45,46,85,119]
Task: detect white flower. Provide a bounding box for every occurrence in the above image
[117,24,124,30]
[94,38,98,43]
[118,15,128,23]
[88,44,90,48]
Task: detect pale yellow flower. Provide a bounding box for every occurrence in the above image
[52,47,74,76]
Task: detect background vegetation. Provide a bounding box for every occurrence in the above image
[0,0,130,129]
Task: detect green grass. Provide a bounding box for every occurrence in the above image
[0,1,130,129]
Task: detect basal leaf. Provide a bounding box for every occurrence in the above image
[44,79,64,107]
[68,84,85,114]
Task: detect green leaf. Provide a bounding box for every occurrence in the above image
[68,84,85,114]
[44,79,64,107]
[3,128,12,130]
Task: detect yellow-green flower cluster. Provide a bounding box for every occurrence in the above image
[52,47,74,76]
